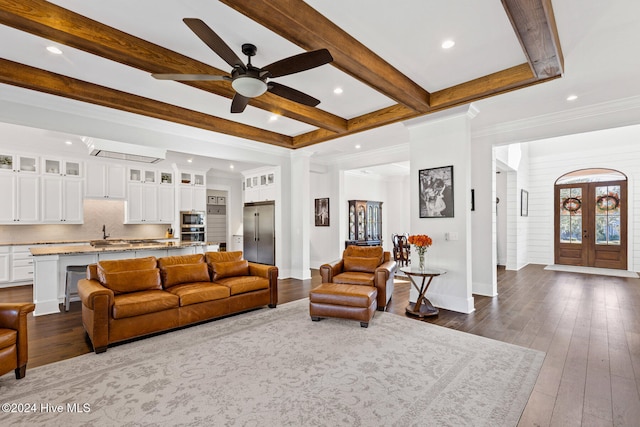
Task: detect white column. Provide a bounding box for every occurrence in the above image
[289,151,312,279]
[406,107,477,314]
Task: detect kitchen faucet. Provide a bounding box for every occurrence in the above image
[102,224,110,240]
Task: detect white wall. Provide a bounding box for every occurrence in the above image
[308,169,411,268]
[408,109,475,314]
[526,124,640,271]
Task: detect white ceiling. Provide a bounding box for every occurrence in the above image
[1,0,640,174]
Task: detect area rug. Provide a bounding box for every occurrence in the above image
[545,264,639,278]
[0,299,544,426]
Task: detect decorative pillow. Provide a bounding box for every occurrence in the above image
[161,263,210,288]
[205,251,243,264]
[99,268,161,294]
[157,254,204,269]
[212,260,249,281]
[343,256,380,273]
[98,256,157,274]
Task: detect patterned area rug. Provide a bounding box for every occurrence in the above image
[0,299,544,426]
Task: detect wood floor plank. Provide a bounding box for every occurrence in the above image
[2,263,640,425]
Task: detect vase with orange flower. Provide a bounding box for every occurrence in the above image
[408,234,433,271]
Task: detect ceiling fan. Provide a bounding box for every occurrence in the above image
[152,18,333,113]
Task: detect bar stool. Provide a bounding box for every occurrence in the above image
[65,265,87,311]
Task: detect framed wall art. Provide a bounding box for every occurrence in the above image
[419,165,454,218]
[314,198,330,226]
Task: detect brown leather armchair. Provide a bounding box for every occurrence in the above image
[0,302,36,379]
[320,246,397,311]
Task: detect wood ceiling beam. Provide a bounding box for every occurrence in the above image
[219,0,432,113]
[0,0,347,133]
[0,59,292,148]
[501,0,564,78]
[293,64,554,147]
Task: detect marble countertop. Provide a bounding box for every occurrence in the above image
[29,241,211,256]
[0,236,177,247]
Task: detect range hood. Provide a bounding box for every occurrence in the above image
[82,137,166,164]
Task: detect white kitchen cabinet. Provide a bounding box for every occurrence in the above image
[0,174,40,223]
[128,167,157,184]
[85,162,126,199]
[11,245,34,282]
[41,176,84,223]
[42,158,81,178]
[0,153,38,174]
[180,185,206,212]
[179,170,206,212]
[0,247,9,283]
[125,183,159,223]
[158,185,175,223]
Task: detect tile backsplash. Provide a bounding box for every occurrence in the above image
[0,199,171,244]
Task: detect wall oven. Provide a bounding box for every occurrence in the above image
[180,211,205,242]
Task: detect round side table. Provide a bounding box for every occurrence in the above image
[400,267,446,317]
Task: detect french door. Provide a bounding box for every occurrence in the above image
[554,179,627,269]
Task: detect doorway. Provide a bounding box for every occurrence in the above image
[554,169,627,269]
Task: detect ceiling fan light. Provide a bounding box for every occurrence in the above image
[232,77,267,98]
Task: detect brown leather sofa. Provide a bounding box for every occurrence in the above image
[78,251,278,353]
[319,246,397,311]
[0,302,35,379]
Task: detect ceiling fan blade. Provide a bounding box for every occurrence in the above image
[151,73,230,81]
[183,18,246,70]
[231,93,250,113]
[268,82,320,107]
[262,49,333,78]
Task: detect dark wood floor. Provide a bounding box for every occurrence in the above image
[2,264,639,426]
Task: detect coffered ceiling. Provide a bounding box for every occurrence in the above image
[0,0,564,150]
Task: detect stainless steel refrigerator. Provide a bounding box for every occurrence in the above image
[243,202,275,265]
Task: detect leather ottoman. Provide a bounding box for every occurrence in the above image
[309,283,378,328]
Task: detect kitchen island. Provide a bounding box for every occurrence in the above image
[30,240,218,316]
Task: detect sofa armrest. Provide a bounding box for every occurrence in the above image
[0,303,35,330]
[78,279,114,310]
[77,279,113,353]
[319,259,344,283]
[374,260,397,310]
[0,303,35,369]
[248,263,279,307]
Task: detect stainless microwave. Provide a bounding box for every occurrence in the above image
[181,211,205,226]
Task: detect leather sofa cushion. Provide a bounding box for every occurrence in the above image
[332,271,375,287]
[205,251,243,264]
[0,328,17,349]
[157,254,204,268]
[112,290,179,319]
[100,269,162,294]
[211,260,249,281]
[161,263,210,288]
[98,256,157,273]
[343,256,380,273]
[166,282,230,306]
[214,276,269,295]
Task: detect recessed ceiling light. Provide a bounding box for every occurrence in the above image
[566,94,578,101]
[187,158,193,163]
[333,87,343,95]
[355,144,361,149]
[441,40,455,49]
[229,164,234,169]
[65,140,73,145]
[46,46,63,55]
[269,114,278,122]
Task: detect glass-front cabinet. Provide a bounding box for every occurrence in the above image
[0,153,38,173]
[346,200,383,247]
